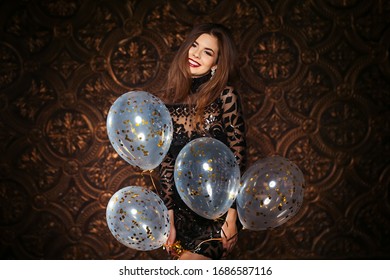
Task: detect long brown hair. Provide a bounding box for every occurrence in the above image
[162,23,238,127]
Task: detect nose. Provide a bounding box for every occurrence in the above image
[192,49,200,58]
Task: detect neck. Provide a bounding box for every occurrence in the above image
[191,72,212,93]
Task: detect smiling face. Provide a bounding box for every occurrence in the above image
[188,33,219,78]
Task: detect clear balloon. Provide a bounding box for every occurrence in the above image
[174,137,241,220]
[106,91,173,170]
[237,156,304,231]
[106,186,170,251]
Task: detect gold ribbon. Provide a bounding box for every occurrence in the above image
[163,241,187,258]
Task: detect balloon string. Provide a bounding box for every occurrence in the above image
[193,232,239,251]
[194,237,222,251]
[149,170,158,193]
[141,169,158,193]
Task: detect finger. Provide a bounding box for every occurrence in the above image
[227,231,238,241]
[225,235,238,253]
[221,227,228,238]
[164,242,173,254]
[221,228,229,249]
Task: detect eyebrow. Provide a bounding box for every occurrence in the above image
[194,40,216,54]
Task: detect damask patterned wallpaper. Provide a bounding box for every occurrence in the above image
[0,0,389,259]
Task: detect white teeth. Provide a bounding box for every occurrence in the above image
[189,58,200,67]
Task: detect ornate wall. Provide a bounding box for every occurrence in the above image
[0,0,389,259]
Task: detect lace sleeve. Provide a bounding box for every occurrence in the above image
[221,87,247,173]
[158,152,176,210]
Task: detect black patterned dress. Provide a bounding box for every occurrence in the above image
[159,75,246,259]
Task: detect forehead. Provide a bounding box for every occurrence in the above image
[195,33,219,51]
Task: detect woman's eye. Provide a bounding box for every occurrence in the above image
[205,51,213,56]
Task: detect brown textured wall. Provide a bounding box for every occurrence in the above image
[0,0,389,260]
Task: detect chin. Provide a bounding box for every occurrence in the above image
[190,71,208,77]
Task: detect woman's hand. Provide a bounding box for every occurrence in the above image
[164,210,176,255]
[221,208,238,256]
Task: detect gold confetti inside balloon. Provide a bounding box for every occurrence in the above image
[106,186,170,251]
[106,91,173,170]
[174,137,241,220]
[236,156,304,230]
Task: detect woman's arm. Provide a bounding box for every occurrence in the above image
[220,87,247,171]
[158,153,177,253]
[165,209,176,255]
[159,153,176,210]
[220,87,247,254]
[221,208,239,254]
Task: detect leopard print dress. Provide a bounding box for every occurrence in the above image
[159,75,246,259]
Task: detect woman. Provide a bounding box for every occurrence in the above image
[158,23,246,260]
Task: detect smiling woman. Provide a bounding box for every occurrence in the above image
[158,23,247,260]
[188,33,219,78]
